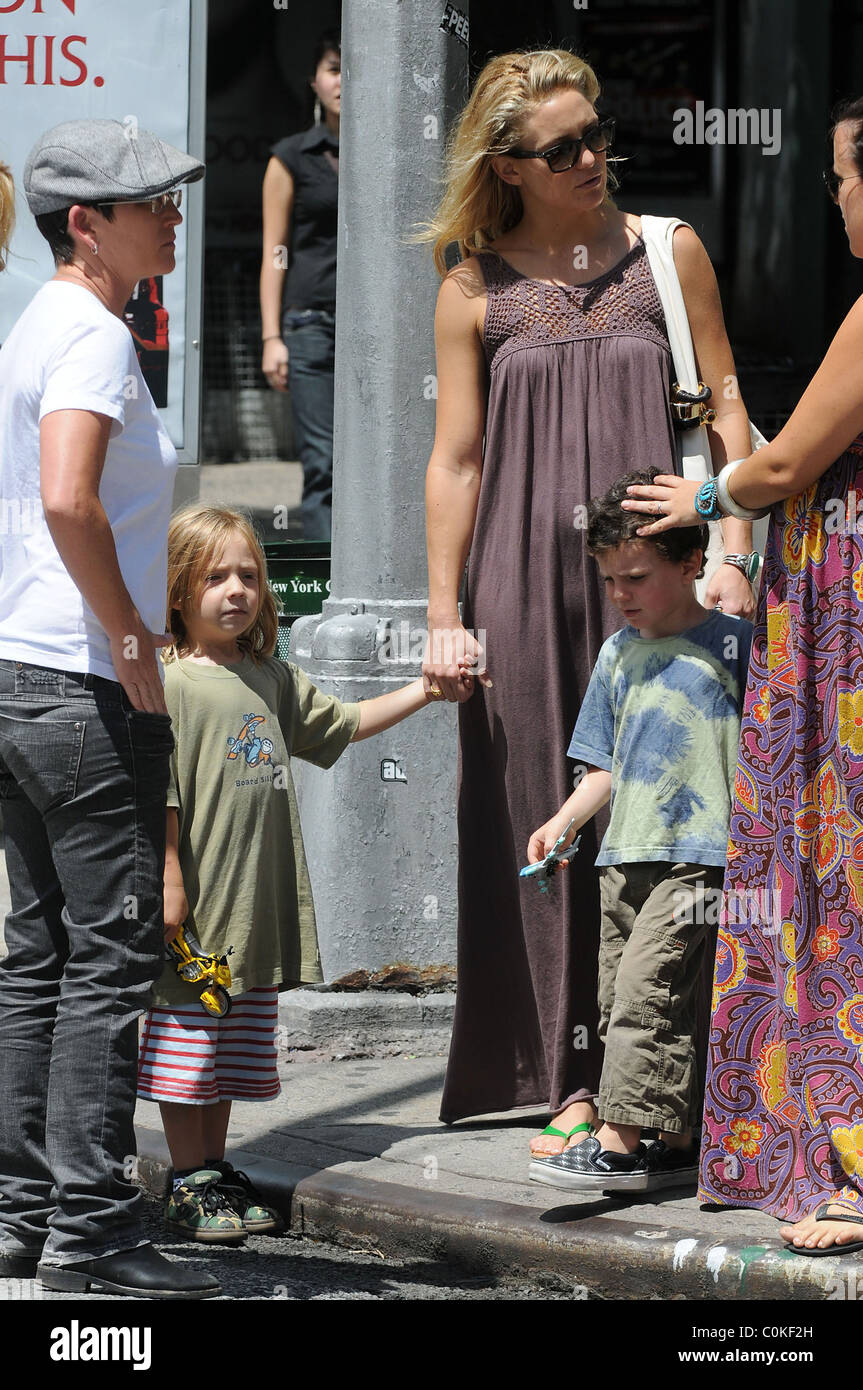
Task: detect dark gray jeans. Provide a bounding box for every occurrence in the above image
[0,659,172,1264]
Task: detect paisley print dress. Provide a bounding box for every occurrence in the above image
[699,441,863,1220]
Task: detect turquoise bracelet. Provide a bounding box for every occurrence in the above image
[694,478,723,521]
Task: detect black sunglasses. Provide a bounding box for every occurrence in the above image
[509,117,615,173]
[823,167,863,202]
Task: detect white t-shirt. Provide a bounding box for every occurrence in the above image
[0,280,177,681]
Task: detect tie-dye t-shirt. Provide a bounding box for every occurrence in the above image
[568,610,752,867]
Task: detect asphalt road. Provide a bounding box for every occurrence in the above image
[2,1193,584,1302]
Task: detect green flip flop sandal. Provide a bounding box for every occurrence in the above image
[534,1121,593,1150]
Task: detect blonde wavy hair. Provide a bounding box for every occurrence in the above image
[164,504,280,664]
[415,48,619,276]
[0,161,15,272]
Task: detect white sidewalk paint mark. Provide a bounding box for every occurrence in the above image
[706,1246,728,1282]
[672,1237,698,1270]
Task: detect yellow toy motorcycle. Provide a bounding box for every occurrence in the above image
[166,925,234,1018]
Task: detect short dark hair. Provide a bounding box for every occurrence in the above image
[830,95,863,175]
[34,201,115,266]
[586,466,709,578]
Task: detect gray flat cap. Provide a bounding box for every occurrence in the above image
[24,118,205,216]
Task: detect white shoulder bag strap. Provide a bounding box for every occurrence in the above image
[640,214,712,484]
[640,214,769,588]
[641,215,769,469]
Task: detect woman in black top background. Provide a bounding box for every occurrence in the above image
[260,31,340,541]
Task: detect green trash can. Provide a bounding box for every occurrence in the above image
[264,540,331,660]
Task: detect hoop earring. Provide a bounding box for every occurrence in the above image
[314,97,322,125]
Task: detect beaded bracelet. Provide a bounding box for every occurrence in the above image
[694,478,723,521]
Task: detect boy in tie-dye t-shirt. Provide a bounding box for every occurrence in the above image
[527,469,752,1196]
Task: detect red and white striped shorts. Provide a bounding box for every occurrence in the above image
[137,986,280,1105]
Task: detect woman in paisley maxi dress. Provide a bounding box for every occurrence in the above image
[418,49,756,1145]
[622,100,863,1254]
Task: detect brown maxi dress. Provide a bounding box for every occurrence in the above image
[440,236,679,1123]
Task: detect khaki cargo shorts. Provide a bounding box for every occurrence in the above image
[597,860,724,1134]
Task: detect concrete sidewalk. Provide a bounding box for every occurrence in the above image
[135,1044,861,1302]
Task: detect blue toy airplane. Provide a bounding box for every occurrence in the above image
[519,818,581,893]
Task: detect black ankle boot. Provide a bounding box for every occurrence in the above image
[38,1242,220,1299]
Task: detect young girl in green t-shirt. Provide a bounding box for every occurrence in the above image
[137,504,466,1243]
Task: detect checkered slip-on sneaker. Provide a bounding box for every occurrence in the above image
[529,1136,650,1191]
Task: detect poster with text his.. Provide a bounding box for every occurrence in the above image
[0,0,201,449]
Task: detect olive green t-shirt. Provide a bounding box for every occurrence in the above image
[151,655,360,1007]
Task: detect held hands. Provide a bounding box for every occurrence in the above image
[263,338,289,393]
[109,618,172,714]
[527,812,579,868]
[163,880,188,945]
[423,620,493,703]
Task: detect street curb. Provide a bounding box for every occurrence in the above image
[135,1130,859,1300]
[278,989,453,1056]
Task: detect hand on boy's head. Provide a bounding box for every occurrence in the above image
[620,474,701,534]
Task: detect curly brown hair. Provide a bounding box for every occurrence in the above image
[586,467,708,578]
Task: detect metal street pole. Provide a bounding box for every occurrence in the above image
[290,0,470,978]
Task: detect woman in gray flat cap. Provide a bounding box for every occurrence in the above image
[0,118,219,1300]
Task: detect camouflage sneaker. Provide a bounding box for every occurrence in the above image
[165,1169,248,1243]
[209,1160,284,1234]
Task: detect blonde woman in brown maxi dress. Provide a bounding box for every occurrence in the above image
[420,50,757,1150]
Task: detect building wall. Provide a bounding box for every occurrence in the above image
[201,0,863,460]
